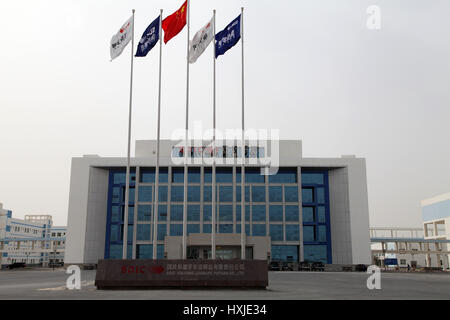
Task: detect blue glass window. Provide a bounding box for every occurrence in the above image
[241,167,264,183]
[138,205,152,221]
[110,224,120,241]
[109,244,132,259]
[235,186,250,202]
[158,205,167,221]
[252,224,266,236]
[285,186,298,202]
[136,244,152,259]
[269,205,283,222]
[219,205,233,221]
[137,224,150,241]
[303,225,315,242]
[112,187,121,204]
[270,224,283,241]
[140,168,155,183]
[236,224,250,235]
[317,188,325,204]
[301,173,324,185]
[138,186,152,202]
[188,167,201,183]
[113,172,136,184]
[188,186,200,202]
[203,185,212,202]
[170,205,183,221]
[111,205,121,223]
[302,188,314,203]
[216,167,233,183]
[203,224,211,233]
[121,224,133,242]
[302,207,314,222]
[317,206,326,223]
[271,245,298,262]
[219,224,233,233]
[158,186,168,202]
[268,168,297,183]
[171,186,184,202]
[157,224,166,240]
[170,224,183,236]
[219,186,233,202]
[303,245,327,263]
[252,186,266,202]
[285,225,300,241]
[204,168,212,183]
[187,205,200,221]
[187,224,200,235]
[252,205,266,222]
[158,168,169,183]
[236,205,250,222]
[285,205,299,222]
[172,168,184,183]
[203,205,212,221]
[269,186,282,202]
[318,225,327,242]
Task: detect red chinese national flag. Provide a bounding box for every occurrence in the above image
[162,1,187,44]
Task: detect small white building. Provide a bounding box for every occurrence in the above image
[0,203,67,267]
[422,193,450,269]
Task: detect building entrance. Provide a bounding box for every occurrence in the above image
[187,246,253,260]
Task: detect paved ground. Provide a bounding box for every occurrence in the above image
[0,268,449,299]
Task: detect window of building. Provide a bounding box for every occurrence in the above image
[137,225,150,241]
[236,224,250,235]
[271,245,298,262]
[170,205,183,221]
[252,224,266,236]
[285,205,299,222]
[252,205,266,222]
[170,224,183,236]
[187,224,200,235]
[302,188,314,203]
[252,186,266,202]
[171,186,184,202]
[138,205,152,221]
[236,205,250,222]
[158,186,168,202]
[138,186,152,202]
[219,186,233,202]
[157,224,166,240]
[219,224,233,233]
[188,167,201,183]
[187,205,200,221]
[269,224,283,241]
[303,245,327,263]
[285,225,300,241]
[268,168,297,183]
[219,205,233,221]
[269,205,283,222]
[235,186,250,202]
[188,186,201,202]
[158,205,167,221]
[301,173,324,185]
[285,186,299,202]
[216,167,233,183]
[172,167,184,183]
[269,186,282,202]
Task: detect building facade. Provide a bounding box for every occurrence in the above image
[66,140,371,266]
[0,204,67,267]
[422,193,450,269]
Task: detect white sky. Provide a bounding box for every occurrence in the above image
[1,0,449,227]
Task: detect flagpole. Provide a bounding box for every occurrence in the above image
[123,8,135,260]
[240,7,246,260]
[152,9,163,260]
[182,0,190,260]
[211,9,216,260]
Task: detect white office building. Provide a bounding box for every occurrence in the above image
[0,204,67,267]
[66,139,371,266]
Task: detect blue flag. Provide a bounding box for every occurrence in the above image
[215,15,241,58]
[135,16,160,57]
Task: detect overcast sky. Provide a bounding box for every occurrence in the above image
[1,0,449,227]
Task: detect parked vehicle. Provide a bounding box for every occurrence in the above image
[48,262,64,268]
[281,262,294,271]
[268,261,281,271]
[355,264,367,272]
[298,261,311,271]
[311,262,325,271]
[8,262,26,269]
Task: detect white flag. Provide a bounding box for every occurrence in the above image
[189,16,214,64]
[110,15,134,61]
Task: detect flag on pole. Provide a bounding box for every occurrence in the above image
[110,15,134,61]
[189,16,214,64]
[136,16,160,57]
[215,15,241,58]
[162,0,187,44]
